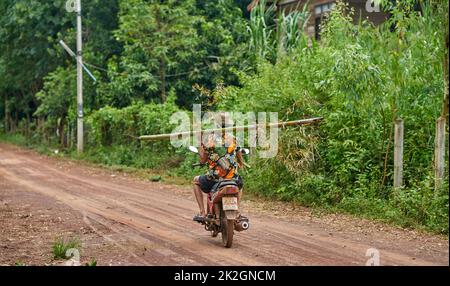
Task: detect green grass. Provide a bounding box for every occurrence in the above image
[0,132,28,146]
[243,181,449,235]
[85,258,97,266]
[52,237,81,260]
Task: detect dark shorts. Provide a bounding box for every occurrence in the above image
[198,175,244,193]
[198,175,217,193]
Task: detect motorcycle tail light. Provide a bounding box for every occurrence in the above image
[224,186,239,195]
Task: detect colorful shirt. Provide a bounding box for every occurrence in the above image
[203,133,239,180]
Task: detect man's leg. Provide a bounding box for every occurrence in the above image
[237,176,246,219]
[193,176,206,216]
[238,189,242,208]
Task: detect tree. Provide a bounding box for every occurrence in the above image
[98,0,250,108]
[34,67,76,146]
[105,0,200,104]
[0,0,72,133]
[0,0,121,139]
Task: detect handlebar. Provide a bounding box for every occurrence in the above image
[192,163,206,167]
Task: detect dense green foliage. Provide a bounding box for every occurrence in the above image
[0,0,448,233]
[217,2,449,233]
[97,0,250,108]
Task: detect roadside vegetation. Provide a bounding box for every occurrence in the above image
[50,237,97,265]
[52,237,81,260]
[0,1,448,234]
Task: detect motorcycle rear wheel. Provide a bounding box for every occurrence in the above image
[221,209,234,248]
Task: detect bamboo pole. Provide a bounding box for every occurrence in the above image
[139,117,323,141]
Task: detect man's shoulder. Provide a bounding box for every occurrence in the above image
[224,133,237,142]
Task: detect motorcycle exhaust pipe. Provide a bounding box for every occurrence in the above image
[235,220,250,231]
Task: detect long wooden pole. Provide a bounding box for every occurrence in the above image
[139,117,323,141]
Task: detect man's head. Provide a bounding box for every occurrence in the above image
[202,112,234,146]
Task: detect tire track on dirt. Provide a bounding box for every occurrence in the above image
[0,143,447,265]
[0,150,337,264]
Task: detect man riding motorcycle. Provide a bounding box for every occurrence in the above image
[192,116,245,222]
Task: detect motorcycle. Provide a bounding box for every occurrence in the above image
[189,146,250,248]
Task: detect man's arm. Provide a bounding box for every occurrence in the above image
[199,145,208,164]
[236,149,244,168]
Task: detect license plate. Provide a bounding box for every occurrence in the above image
[222,197,238,210]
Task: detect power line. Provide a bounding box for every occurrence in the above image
[83,61,213,78]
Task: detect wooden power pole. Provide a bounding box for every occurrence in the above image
[394,118,404,188]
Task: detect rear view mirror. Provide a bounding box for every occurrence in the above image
[189,146,199,153]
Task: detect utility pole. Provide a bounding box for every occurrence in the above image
[76,0,83,153]
[61,0,95,153]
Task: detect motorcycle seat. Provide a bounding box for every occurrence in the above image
[210,180,238,193]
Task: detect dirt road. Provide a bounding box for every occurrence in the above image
[0,143,448,266]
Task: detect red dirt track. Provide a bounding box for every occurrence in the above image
[0,143,448,266]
